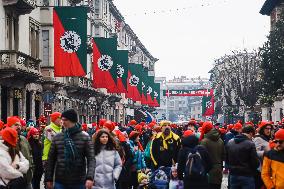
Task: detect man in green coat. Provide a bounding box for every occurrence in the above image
[200,122,225,189]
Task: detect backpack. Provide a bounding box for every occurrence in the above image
[150,166,171,189]
[184,147,206,179]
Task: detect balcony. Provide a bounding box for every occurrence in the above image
[2,0,37,15]
[0,50,41,82]
[65,77,99,99]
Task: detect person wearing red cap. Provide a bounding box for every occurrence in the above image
[253,121,272,188]
[262,129,284,189]
[103,120,115,133]
[6,116,33,188]
[128,131,146,189]
[27,127,43,189]
[0,127,29,188]
[200,121,225,189]
[126,120,137,135]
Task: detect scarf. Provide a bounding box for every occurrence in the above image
[64,123,81,172]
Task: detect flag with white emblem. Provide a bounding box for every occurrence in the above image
[202,95,215,116]
[108,50,128,93]
[92,37,118,91]
[126,64,143,101]
[53,7,87,76]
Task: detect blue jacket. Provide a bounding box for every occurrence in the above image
[128,140,146,170]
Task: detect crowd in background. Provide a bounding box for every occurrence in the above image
[0,109,284,189]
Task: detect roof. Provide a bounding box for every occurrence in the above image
[260,0,281,15]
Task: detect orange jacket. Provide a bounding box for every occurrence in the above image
[261,150,284,189]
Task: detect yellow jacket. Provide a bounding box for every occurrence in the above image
[261,150,284,189]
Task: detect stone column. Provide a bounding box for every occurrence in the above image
[271,106,276,122]
[261,106,270,121]
[0,85,2,119]
[274,100,283,122]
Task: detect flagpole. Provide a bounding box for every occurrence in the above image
[166,81,169,120]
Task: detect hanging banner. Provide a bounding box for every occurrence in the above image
[163,89,213,97]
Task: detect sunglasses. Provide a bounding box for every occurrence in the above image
[265,127,272,130]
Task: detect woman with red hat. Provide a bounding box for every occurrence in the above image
[0,127,29,189]
[253,121,272,189]
[27,127,43,189]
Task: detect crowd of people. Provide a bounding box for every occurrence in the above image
[0,109,284,189]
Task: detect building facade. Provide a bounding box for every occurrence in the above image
[0,0,157,124]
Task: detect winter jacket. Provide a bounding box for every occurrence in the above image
[151,132,181,168]
[45,129,95,185]
[177,135,212,189]
[262,149,284,189]
[0,141,29,186]
[42,122,61,161]
[17,135,33,184]
[200,129,225,185]
[28,139,43,175]
[93,147,122,189]
[118,141,133,182]
[253,135,270,171]
[226,134,259,177]
[128,140,146,170]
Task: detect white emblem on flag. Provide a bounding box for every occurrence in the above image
[60,31,81,53]
[129,75,139,86]
[117,64,124,78]
[98,55,113,71]
[147,86,153,94]
[142,82,145,90]
[206,101,212,108]
[154,91,158,97]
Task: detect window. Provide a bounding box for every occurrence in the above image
[42,30,49,66]
[5,12,18,50]
[29,18,40,59]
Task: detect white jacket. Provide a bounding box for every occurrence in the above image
[0,141,29,186]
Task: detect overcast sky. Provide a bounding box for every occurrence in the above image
[114,0,270,79]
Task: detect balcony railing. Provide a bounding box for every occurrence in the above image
[0,50,41,76]
[66,77,93,90]
[2,0,37,15]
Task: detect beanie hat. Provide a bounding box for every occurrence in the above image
[103,121,115,132]
[148,122,155,129]
[1,127,18,147]
[160,120,172,127]
[233,123,242,130]
[199,121,213,141]
[50,112,61,123]
[129,131,140,140]
[140,122,146,126]
[275,129,284,141]
[20,119,26,127]
[129,120,137,126]
[189,119,197,125]
[92,122,97,128]
[258,121,271,129]
[245,121,254,127]
[7,116,20,127]
[61,109,78,123]
[219,128,226,134]
[27,127,39,140]
[114,129,126,142]
[183,130,194,137]
[99,119,107,127]
[135,124,143,133]
[82,123,88,131]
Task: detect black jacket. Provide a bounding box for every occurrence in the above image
[118,141,133,182]
[45,130,95,184]
[177,135,212,189]
[226,134,259,176]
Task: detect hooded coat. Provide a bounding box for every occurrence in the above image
[177,135,212,189]
[200,129,225,185]
[0,141,29,186]
[226,134,259,177]
[94,147,122,189]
